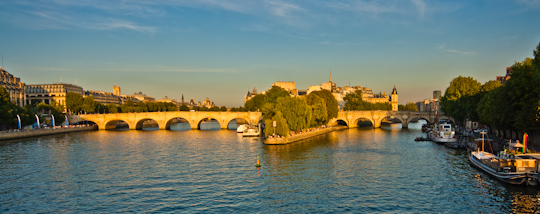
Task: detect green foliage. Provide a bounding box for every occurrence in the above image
[440,76,482,123]
[0,86,10,105]
[343,90,391,110]
[307,94,327,126]
[106,103,118,113]
[447,41,540,134]
[275,96,312,131]
[264,111,289,138]
[220,106,228,111]
[399,102,418,111]
[244,94,267,111]
[82,96,96,113]
[180,104,190,111]
[209,106,220,111]
[199,106,209,111]
[36,102,65,125]
[65,92,83,114]
[308,90,339,121]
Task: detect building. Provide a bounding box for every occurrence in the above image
[0,67,26,107]
[245,72,398,110]
[26,83,84,107]
[496,67,512,84]
[84,85,139,105]
[244,87,258,103]
[390,86,398,111]
[198,97,215,108]
[433,90,441,100]
[131,92,155,102]
[415,99,441,113]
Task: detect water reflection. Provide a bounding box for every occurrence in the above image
[1,127,539,213]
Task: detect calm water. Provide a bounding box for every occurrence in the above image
[1,122,540,213]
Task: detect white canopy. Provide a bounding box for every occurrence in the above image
[512,142,524,148]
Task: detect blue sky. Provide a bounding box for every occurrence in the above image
[1,0,539,107]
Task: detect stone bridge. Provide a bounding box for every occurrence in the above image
[70,111,262,130]
[329,111,452,129]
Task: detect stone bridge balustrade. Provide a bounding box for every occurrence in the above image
[70,111,262,130]
[329,111,452,129]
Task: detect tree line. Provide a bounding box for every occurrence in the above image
[65,92,229,114]
[441,41,540,134]
[244,86,339,137]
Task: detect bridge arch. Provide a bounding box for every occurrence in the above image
[197,117,221,130]
[135,118,159,130]
[406,117,431,125]
[226,117,251,130]
[165,117,191,130]
[104,119,130,130]
[352,117,375,128]
[330,119,348,127]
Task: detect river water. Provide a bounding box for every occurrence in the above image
[1,122,539,213]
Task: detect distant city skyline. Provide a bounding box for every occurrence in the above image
[1,0,539,107]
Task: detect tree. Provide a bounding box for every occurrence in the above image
[440,76,482,123]
[36,102,65,126]
[264,111,289,138]
[138,102,148,112]
[82,96,96,114]
[400,102,418,111]
[505,58,540,132]
[209,106,220,111]
[307,94,327,126]
[309,90,339,121]
[106,103,118,113]
[180,104,190,111]
[65,92,83,114]
[244,94,267,111]
[343,90,391,111]
[275,96,312,131]
[220,106,228,111]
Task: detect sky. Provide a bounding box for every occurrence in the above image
[1,0,540,107]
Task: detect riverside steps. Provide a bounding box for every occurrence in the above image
[0,125,97,141]
[263,126,348,145]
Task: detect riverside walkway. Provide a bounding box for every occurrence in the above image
[0,125,97,141]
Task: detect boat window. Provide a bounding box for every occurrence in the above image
[443,125,450,129]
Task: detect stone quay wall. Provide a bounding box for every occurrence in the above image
[0,125,97,141]
[264,126,347,145]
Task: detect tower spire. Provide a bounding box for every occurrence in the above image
[330,70,332,82]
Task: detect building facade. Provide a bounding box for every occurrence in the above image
[131,92,155,102]
[26,83,84,107]
[0,67,26,107]
[244,72,398,111]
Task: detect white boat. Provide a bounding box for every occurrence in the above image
[237,124,248,133]
[242,125,260,137]
[428,119,456,144]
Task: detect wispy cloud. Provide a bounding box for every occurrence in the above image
[411,0,426,19]
[437,44,475,55]
[515,0,540,7]
[319,41,370,46]
[2,0,440,33]
[105,65,233,73]
[32,65,233,73]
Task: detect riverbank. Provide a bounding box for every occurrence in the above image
[0,125,97,141]
[263,126,348,145]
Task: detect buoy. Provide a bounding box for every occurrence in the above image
[255,156,261,167]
